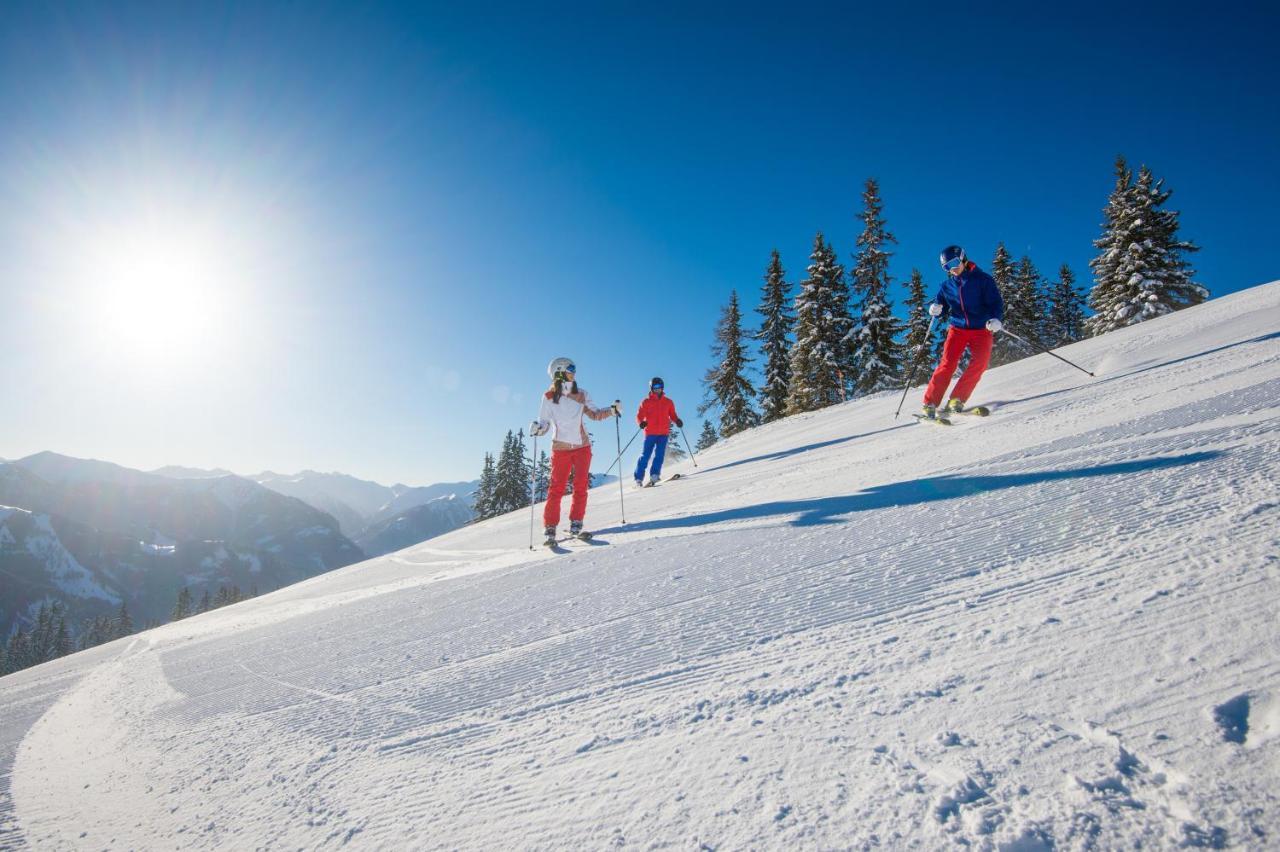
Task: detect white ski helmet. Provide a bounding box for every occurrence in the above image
[547,356,577,381]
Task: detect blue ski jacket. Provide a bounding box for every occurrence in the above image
[933,262,1004,330]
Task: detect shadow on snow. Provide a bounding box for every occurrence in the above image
[698,425,912,477]
[986,330,1280,410]
[601,451,1220,534]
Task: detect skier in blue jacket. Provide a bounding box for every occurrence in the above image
[922,245,1005,419]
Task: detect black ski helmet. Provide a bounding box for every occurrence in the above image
[939,245,966,270]
[650,376,665,391]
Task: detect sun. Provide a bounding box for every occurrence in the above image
[83,221,230,364]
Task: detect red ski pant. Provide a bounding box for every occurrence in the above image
[924,326,994,406]
[544,444,592,528]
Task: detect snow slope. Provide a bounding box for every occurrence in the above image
[3,283,1279,849]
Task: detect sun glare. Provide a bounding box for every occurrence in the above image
[81,221,232,366]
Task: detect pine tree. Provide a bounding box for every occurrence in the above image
[695,420,718,451]
[787,233,851,413]
[214,586,232,609]
[989,243,1020,365]
[54,615,72,658]
[1086,159,1206,335]
[31,603,53,664]
[755,249,793,423]
[114,602,133,639]
[474,453,497,519]
[512,429,532,511]
[1046,263,1086,347]
[1088,156,1132,313]
[0,639,7,675]
[848,178,904,395]
[492,432,516,515]
[700,290,760,439]
[665,428,687,462]
[83,615,112,649]
[533,451,550,503]
[197,589,212,614]
[902,267,934,368]
[172,587,193,621]
[6,629,30,673]
[492,430,532,515]
[1005,255,1047,352]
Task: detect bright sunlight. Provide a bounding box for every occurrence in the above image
[80,219,233,367]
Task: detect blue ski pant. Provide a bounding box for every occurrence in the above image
[634,434,668,481]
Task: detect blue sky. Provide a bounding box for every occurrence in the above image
[2,2,1277,485]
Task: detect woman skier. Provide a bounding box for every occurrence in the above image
[634,376,683,487]
[921,245,1004,421]
[530,357,619,546]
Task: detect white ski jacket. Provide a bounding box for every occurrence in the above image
[534,387,614,451]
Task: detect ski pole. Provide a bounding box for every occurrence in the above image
[600,426,642,477]
[614,402,626,524]
[999,327,1095,377]
[894,315,938,418]
[528,434,538,550]
[679,426,698,468]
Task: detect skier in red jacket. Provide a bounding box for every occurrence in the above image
[633,377,682,487]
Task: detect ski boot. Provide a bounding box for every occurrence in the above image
[947,398,990,417]
[634,478,646,489]
[542,526,558,547]
[918,403,951,425]
[569,519,591,541]
[647,475,661,487]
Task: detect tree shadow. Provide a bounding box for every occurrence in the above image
[601,452,1220,534]
[700,425,912,476]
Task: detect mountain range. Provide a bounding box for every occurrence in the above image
[1,454,477,640]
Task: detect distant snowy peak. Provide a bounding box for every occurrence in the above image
[366,481,477,529]
[15,451,156,487]
[0,458,370,641]
[250,470,478,538]
[151,465,235,479]
[0,505,118,604]
[354,495,475,558]
[253,470,400,520]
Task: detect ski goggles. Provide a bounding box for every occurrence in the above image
[651,382,664,390]
[942,257,965,273]
[563,363,576,374]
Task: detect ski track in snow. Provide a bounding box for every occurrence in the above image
[2,284,1279,849]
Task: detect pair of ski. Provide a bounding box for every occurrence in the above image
[637,473,683,488]
[543,530,605,549]
[912,405,991,427]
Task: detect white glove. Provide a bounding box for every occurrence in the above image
[928,302,943,317]
[986,318,1003,333]
[529,419,550,437]
[611,401,622,418]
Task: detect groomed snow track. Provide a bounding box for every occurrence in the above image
[2,283,1278,849]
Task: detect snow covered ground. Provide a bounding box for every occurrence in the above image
[2,283,1278,849]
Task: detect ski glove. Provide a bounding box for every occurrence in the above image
[985,318,1003,333]
[529,419,550,437]
[928,302,944,317]
[674,418,683,428]
[639,420,647,429]
[611,402,622,417]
